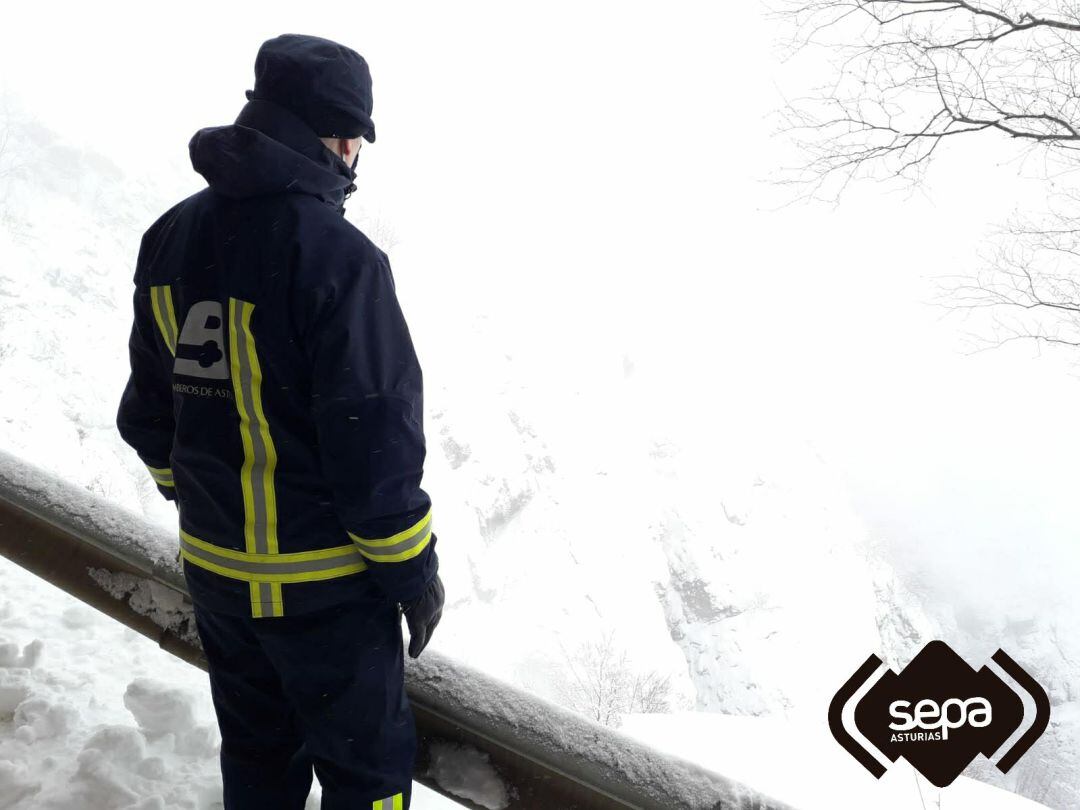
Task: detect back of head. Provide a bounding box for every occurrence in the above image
[245,33,377,142]
[189,33,376,208]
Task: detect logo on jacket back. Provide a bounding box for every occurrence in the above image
[829,640,1050,787]
[175,301,229,380]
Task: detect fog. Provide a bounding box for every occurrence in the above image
[5,0,1078,624]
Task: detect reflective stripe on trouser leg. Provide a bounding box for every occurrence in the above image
[373,794,404,810]
[150,285,179,356]
[229,297,282,617]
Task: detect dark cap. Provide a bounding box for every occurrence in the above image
[245,33,376,142]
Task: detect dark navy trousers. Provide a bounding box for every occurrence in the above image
[191,596,416,810]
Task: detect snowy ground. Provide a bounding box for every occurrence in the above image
[0,559,457,809]
[0,557,1053,810]
[621,714,1053,810]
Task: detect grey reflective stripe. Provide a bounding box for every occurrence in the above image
[258,582,273,610]
[229,298,275,555]
[152,286,177,353]
[354,527,432,558]
[179,536,364,578]
[350,510,432,549]
[149,469,174,485]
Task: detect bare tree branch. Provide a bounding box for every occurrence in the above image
[773,1,1080,199]
[774,1,1080,357]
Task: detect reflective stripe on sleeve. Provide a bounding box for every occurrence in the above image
[373,794,403,810]
[348,508,433,563]
[150,285,179,356]
[146,465,175,488]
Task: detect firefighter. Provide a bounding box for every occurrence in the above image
[116,33,444,810]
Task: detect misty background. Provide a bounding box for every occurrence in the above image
[8,0,1062,615]
[1,1,1078,805]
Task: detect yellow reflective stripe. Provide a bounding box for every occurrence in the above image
[163,288,179,349]
[180,549,368,585]
[355,529,432,563]
[229,298,279,624]
[373,794,403,810]
[242,310,280,556]
[179,530,368,587]
[146,465,175,487]
[150,285,178,356]
[180,530,362,564]
[349,509,432,549]
[249,582,264,619]
[247,582,284,618]
[348,509,433,564]
[229,299,256,554]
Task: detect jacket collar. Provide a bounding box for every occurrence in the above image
[189,98,356,212]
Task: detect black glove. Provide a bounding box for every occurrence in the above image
[401,574,444,659]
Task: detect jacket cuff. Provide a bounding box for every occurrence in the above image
[145,463,177,501]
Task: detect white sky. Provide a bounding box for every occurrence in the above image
[4,0,1079,616]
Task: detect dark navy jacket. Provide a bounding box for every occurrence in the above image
[117,98,438,618]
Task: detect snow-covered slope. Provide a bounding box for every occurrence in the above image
[0,107,1071,807]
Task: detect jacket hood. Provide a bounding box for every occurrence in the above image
[189,98,355,210]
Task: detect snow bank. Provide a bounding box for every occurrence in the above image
[88,569,200,648]
[408,650,794,810]
[620,712,1053,810]
[0,559,224,809]
[426,742,509,809]
[0,558,456,809]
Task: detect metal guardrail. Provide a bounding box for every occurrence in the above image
[0,448,797,810]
